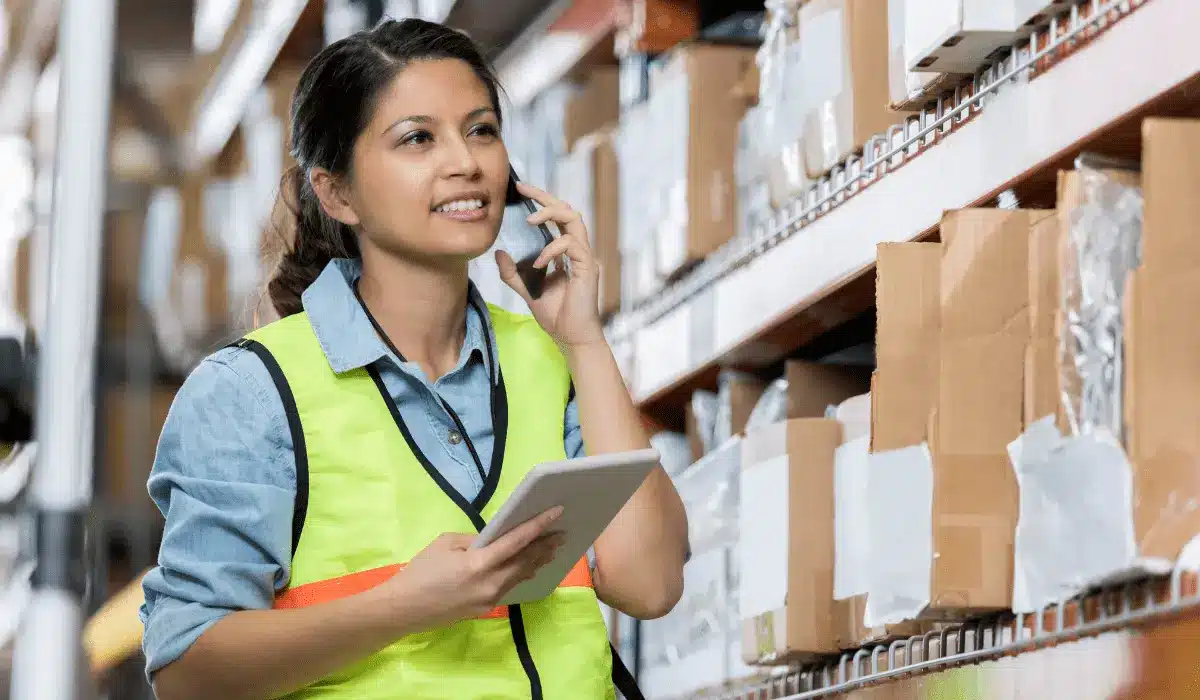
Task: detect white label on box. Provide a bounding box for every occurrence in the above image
[864,443,934,627]
[834,435,872,600]
[738,454,790,620]
[801,8,846,112]
[1007,418,1136,613]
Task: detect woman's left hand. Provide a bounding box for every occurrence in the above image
[496,181,605,349]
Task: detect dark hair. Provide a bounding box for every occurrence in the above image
[264,19,503,318]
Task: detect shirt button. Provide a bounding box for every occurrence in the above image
[448,430,463,445]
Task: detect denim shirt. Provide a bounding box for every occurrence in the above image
[139,258,586,678]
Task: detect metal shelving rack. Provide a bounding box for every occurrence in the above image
[607,0,1148,343]
[10,0,115,698]
[683,569,1196,700]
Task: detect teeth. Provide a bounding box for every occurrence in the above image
[436,199,484,213]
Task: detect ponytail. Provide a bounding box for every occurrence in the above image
[263,166,360,318]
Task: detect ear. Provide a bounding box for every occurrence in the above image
[309,167,361,227]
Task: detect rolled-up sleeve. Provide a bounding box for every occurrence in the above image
[139,347,297,678]
[563,387,586,460]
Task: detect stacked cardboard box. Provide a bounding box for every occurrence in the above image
[930,209,1049,617]
[1127,119,1200,562]
[555,128,622,316]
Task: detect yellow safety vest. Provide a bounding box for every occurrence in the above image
[235,303,618,700]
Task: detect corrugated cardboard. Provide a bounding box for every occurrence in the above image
[652,43,756,278]
[739,419,843,664]
[1127,119,1200,561]
[1024,208,1061,430]
[563,67,621,154]
[873,242,941,452]
[931,208,1051,617]
[801,0,895,178]
[558,130,622,316]
[786,360,872,420]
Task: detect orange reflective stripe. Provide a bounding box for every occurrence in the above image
[273,556,594,615]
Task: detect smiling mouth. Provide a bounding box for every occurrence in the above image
[433,198,486,213]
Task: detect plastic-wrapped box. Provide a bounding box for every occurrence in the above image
[639,439,749,697]
[1002,161,1144,613]
[800,0,896,178]
[735,107,773,240]
[757,0,809,208]
[1059,162,1143,442]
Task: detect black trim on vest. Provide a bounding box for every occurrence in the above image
[229,339,310,558]
[610,642,644,700]
[365,366,486,529]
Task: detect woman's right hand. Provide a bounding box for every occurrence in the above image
[386,507,567,628]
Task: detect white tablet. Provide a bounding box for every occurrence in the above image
[472,447,660,606]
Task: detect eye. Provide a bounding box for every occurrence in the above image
[399,130,433,147]
[468,123,500,139]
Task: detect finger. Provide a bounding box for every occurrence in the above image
[494,249,533,305]
[478,506,564,569]
[533,234,593,272]
[515,181,565,209]
[526,205,589,246]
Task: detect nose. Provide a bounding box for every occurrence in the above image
[440,133,483,180]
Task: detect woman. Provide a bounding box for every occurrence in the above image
[140,18,688,700]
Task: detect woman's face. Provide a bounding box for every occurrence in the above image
[335,58,509,264]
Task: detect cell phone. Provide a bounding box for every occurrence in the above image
[505,165,555,300]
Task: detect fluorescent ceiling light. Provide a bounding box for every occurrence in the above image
[189,0,307,168]
[498,32,593,108]
[417,0,456,22]
[194,0,241,54]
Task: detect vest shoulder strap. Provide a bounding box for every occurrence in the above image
[226,317,315,557]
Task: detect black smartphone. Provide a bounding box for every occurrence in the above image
[505,165,555,300]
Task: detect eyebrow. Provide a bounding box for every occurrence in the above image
[383,107,497,136]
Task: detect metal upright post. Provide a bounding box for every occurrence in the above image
[10,0,117,697]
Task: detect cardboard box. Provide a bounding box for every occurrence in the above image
[615,44,755,281]
[1126,119,1200,561]
[556,130,621,316]
[873,242,941,452]
[616,0,700,56]
[172,175,231,337]
[655,43,756,278]
[800,0,896,178]
[1024,208,1061,430]
[100,386,178,511]
[905,0,1024,74]
[739,419,843,664]
[931,209,1051,617]
[786,360,872,420]
[562,67,621,154]
[888,0,969,111]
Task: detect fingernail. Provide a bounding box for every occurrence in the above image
[526,213,536,222]
[549,506,564,521]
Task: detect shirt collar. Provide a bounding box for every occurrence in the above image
[301,258,495,380]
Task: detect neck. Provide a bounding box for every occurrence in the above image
[357,251,471,381]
